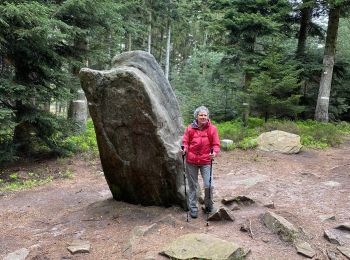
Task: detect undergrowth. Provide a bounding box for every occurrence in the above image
[216,118,350,150]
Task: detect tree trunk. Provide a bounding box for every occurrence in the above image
[68,89,88,131]
[128,33,132,52]
[315,5,341,122]
[296,1,312,59]
[165,24,171,80]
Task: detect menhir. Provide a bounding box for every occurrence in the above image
[79,51,185,207]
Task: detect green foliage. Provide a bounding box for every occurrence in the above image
[172,49,230,122]
[216,119,259,144]
[215,117,350,150]
[296,120,347,148]
[60,169,74,179]
[248,41,304,120]
[63,119,98,155]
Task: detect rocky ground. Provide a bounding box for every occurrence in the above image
[0,141,350,259]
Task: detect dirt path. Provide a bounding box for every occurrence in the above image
[1,143,350,259]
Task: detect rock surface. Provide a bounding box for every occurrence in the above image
[295,241,316,258]
[257,130,302,154]
[263,211,299,242]
[80,51,184,207]
[221,139,234,150]
[324,229,348,246]
[67,240,90,254]
[338,246,350,259]
[160,233,246,260]
[3,248,29,260]
[207,207,235,222]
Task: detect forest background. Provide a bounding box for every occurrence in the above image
[1,0,350,166]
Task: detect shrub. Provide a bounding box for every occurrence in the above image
[216,117,350,151]
[63,119,98,155]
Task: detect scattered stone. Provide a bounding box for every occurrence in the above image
[221,195,255,206]
[323,181,341,187]
[327,250,342,260]
[67,240,90,254]
[3,248,29,260]
[324,229,344,246]
[207,207,235,222]
[221,139,234,150]
[123,223,160,257]
[318,214,336,221]
[160,233,246,260]
[219,208,235,221]
[263,211,299,242]
[261,238,269,243]
[257,198,275,209]
[335,223,350,231]
[132,223,158,237]
[231,203,241,211]
[295,241,316,258]
[337,246,350,259]
[257,130,302,154]
[207,210,222,221]
[80,50,185,207]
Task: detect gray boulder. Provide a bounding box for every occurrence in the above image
[257,130,302,154]
[79,51,184,207]
[160,233,246,260]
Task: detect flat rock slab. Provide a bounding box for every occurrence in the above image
[322,181,341,187]
[318,214,336,221]
[160,233,246,260]
[324,228,350,246]
[336,223,350,231]
[295,241,316,258]
[3,248,29,260]
[263,211,299,242]
[338,246,350,259]
[67,240,91,254]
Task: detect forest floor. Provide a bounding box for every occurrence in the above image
[0,140,350,260]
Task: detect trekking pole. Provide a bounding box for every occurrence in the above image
[181,145,189,222]
[206,148,214,226]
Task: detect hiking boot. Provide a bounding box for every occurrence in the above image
[205,206,217,213]
[201,205,217,213]
[190,210,198,219]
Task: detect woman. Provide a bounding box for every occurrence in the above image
[181,106,220,218]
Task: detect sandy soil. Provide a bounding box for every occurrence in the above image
[0,142,350,260]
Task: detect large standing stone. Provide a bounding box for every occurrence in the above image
[79,51,184,207]
[257,130,302,154]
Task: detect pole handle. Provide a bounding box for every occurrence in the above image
[210,148,214,154]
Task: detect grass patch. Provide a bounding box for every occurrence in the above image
[0,176,53,191]
[216,118,350,150]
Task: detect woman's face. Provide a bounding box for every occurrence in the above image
[197,112,208,126]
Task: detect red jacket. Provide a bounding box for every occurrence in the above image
[182,120,220,165]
